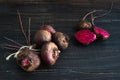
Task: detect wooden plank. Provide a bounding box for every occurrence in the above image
[0,2,120,80]
[0,0,119,4]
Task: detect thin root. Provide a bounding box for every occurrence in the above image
[91,2,113,25]
[4,44,20,49]
[17,10,29,45]
[82,10,96,20]
[4,37,22,46]
[28,17,31,46]
[2,46,18,51]
[5,45,40,60]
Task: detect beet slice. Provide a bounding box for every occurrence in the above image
[74,29,96,45]
[93,26,110,40]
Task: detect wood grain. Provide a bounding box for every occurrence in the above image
[0,0,119,4]
[0,1,120,80]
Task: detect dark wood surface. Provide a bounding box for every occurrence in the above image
[0,1,120,80]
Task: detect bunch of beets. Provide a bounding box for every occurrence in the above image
[5,11,69,72]
[74,10,110,45]
[34,25,69,66]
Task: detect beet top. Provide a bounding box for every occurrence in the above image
[40,25,56,34]
[78,20,92,30]
[74,29,96,45]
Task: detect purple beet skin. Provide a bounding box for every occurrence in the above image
[41,42,60,65]
[34,30,52,47]
[40,25,56,34]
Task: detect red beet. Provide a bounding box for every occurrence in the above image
[78,10,97,30]
[34,30,52,47]
[74,29,96,45]
[40,25,56,34]
[93,26,110,40]
[17,47,40,72]
[5,11,41,72]
[41,42,60,65]
[52,32,69,50]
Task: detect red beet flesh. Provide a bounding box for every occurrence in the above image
[21,58,30,67]
[40,25,56,34]
[93,26,110,40]
[74,29,96,45]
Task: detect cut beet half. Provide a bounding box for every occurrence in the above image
[93,26,110,40]
[74,29,96,45]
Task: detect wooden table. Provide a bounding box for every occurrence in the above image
[0,1,120,80]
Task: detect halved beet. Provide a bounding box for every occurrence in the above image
[93,26,110,40]
[74,29,96,45]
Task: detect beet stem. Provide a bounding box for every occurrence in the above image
[4,37,22,46]
[28,17,31,46]
[2,46,18,51]
[4,44,20,49]
[91,14,95,26]
[82,10,96,20]
[29,45,40,51]
[17,10,29,45]
[91,2,113,26]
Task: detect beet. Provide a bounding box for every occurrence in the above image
[93,26,110,40]
[52,32,69,50]
[5,11,41,72]
[16,47,40,72]
[78,20,92,30]
[40,25,56,34]
[41,42,60,65]
[77,10,97,30]
[34,30,52,47]
[74,29,96,45]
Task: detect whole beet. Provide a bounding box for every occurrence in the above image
[16,47,40,72]
[52,32,69,50]
[40,25,56,34]
[34,30,52,47]
[41,42,60,65]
